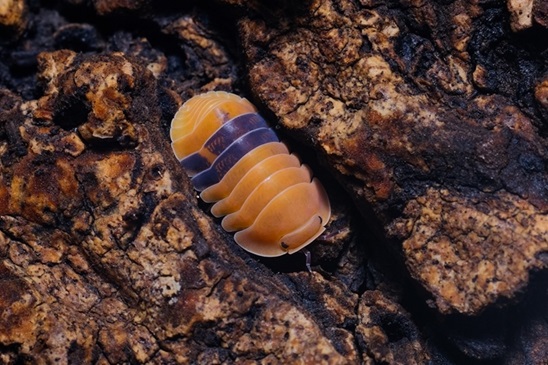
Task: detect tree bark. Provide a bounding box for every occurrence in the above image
[0,0,546,363]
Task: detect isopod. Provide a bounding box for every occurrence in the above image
[170,91,331,257]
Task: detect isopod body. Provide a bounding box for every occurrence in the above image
[170,91,331,257]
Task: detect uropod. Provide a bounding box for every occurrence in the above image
[170,91,331,257]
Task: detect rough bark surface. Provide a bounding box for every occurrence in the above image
[240,0,548,315]
[0,0,546,364]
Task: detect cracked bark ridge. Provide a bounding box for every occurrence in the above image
[158,12,241,94]
[391,188,548,313]
[0,46,373,363]
[240,0,548,314]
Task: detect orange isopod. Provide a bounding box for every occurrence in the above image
[170,91,331,257]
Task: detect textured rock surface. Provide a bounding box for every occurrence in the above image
[0,0,546,364]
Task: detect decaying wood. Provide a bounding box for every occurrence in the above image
[0,0,546,364]
[240,0,548,315]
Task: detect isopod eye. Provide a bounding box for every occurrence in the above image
[169,91,331,258]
